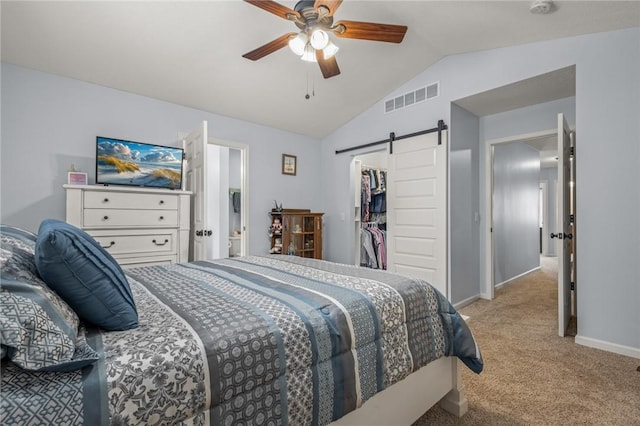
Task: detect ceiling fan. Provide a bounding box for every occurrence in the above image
[242,0,408,79]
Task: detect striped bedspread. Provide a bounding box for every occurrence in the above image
[1,255,482,425]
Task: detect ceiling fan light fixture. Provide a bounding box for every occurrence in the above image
[322,40,339,59]
[310,29,329,50]
[288,32,308,56]
[301,43,317,62]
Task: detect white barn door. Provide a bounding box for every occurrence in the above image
[387,131,448,297]
[182,121,208,261]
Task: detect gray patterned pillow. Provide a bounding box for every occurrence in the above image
[1,291,76,369]
[0,225,99,371]
[1,226,79,334]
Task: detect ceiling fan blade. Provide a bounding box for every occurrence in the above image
[242,33,297,61]
[333,20,408,43]
[314,0,343,17]
[244,0,299,20]
[316,50,340,79]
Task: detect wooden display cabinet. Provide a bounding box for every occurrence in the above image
[269,209,323,259]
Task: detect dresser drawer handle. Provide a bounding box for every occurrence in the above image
[103,198,109,203]
[101,241,115,249]
[159,216,164,221]
[103,215,109,221]
[159,200,165,205]
[152,239,169,246]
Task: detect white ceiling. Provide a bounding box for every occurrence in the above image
[2,1,639,138]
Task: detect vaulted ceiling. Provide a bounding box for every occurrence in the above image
[2,1,639,138]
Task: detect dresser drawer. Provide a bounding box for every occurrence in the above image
[89,230,176,256]
[84,191,178,210]
[117,255,177,269]
[84,209,178,228]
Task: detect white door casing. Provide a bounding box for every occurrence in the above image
[182,121,208,261]
[557,113,572,337]
[387,131,448,297]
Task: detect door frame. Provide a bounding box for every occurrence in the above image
[181,124,250,259]
[208,137,250,258]
[483,128,557,300]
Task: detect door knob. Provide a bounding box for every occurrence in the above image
[563,233,573,240]
[195,230,203,236]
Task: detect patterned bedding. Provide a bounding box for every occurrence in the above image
[1,255,482,425]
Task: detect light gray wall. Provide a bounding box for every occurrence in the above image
[540,166,558,256]
[492,142,540,285]
[450,103,480,305]
[0,63,322,256]
[320,28,639,353]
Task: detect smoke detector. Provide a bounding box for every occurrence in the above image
[530,0,555,14]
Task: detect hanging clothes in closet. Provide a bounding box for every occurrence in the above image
[360,167,386,223]
[360,166,387,269]
[360,223,386,269]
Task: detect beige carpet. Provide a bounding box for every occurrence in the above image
[413,258,640,425]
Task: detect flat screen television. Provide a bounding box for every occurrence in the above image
[96,136,184,190]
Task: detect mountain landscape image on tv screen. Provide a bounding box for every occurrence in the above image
[96,137,183,189]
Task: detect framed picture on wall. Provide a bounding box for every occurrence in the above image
[282,154,297,176]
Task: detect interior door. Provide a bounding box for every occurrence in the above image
[387,131,448,297]
[182,121,208,261]
[557,113,572,336]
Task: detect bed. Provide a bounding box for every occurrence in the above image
[1,222,482,425]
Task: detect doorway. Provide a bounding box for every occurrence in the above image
[182,121,249,261]
[352,150,388,268]
[348,129,449,297]
[484,122,576,337]
[206,143,245,259]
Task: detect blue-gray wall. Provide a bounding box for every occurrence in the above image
[320,28,639,354]
[450,103,480,304]
[492,142,540,285]
[0,63,322,256]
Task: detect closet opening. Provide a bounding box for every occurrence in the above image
[352,150,388,270]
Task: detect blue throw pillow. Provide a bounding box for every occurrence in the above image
[34,219,138,331]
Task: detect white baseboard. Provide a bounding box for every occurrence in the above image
[495,266,541,289]
[453,295,479,310]
[575,335,640,359]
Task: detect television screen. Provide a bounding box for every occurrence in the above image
[96,136,184,190]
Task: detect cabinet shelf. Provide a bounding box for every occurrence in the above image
[269,209,323,260]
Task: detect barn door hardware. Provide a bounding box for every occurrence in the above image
[334,120,448,155]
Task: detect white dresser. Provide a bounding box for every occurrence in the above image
[64,185,191,268]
